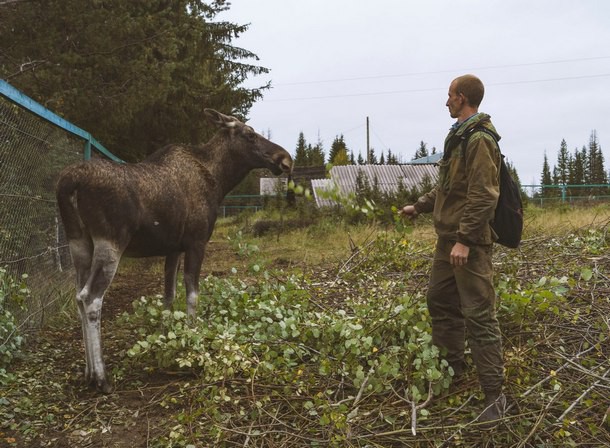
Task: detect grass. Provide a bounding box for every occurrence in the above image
[213,207,439,268]
[228,202,610,265]
[524,202,610,233]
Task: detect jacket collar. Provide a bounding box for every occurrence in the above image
[451,113,491,137]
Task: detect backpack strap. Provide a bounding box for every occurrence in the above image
[461,124,501,154]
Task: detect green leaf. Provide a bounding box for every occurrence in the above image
[580,268,593,281]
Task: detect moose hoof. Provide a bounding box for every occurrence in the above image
[85,372,113,394]
[99,380,113,394]
[86,378,113,394]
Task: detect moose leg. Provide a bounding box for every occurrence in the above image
[163,252,181,309]
[77,240,121,393]
[68,238,95,384]
[183,245,205,318]
[69,238,94,291]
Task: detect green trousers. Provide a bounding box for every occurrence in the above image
[427,238,504,394]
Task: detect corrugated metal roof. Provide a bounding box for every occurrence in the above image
[310,164,439,207]
[329,164,438,196]
[310,178,337,207]
[408,153,443,164]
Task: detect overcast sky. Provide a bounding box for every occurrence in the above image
[220,0,610,187]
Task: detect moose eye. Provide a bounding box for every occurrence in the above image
[243,127,257,142]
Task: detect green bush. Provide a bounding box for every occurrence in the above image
[121,262,451,407]
[0,267,29,383]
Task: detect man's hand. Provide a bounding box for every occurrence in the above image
[450,242,470,266]
[399,205,418,220]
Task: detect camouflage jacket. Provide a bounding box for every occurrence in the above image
[413,113,501,246]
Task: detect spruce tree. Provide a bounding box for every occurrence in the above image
[0,0,268,160]
[540,152,553,198]
[294,132,309,166]
[555,139,570,186]
[588,130,607,185]
[329,135,349,165]
[570,146,586,186]
[368,147,378,164]
[309,141,326,166]
[413,141,429,160]
[587,131,608,196]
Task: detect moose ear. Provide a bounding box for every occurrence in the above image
[204,108,237,128]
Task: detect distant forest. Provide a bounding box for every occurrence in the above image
[539,131,608,196]
[292,130,526,188]
[293,128,608,195]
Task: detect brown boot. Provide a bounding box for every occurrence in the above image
[476,392,506,429]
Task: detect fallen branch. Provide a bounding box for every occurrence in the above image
[390,382,433,436]
[556,366,610,423]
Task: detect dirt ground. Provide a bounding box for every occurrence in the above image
[103,240,247,318]
[2,240,251,448]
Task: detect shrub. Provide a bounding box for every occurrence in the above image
[0,267,29,383]
[121,261,452,410]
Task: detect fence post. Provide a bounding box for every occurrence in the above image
[84,139,92,160]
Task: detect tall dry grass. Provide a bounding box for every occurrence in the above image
[524,203,610,236]
[212,203,610,269]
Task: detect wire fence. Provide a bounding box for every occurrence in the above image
[0,80,120,331]
[522,184,610,206]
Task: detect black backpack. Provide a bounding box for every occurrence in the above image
[462,126,524,248]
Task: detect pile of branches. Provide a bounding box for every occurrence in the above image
[146,220,609,446]
[196,221,610,446]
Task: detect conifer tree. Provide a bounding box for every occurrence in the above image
[413,141,429,160]
[368,147,378,164]
[588,130,607,185]
[555,139,570,186]
[329,135,349,165]
[309,140,326,166]
[569,146,586,186]
[294,132,309,166]
[0,0,268,161]
[540,152,553,198]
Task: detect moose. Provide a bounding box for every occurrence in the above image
[56,109,293,393]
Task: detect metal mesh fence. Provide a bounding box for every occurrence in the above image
[523,185,610,206]
[0,93,86,330]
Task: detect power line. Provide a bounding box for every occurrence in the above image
[265,72,610,102]
[275,56,610,86]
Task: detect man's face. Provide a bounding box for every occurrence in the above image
[446,81,465,119]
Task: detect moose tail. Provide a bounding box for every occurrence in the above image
[56,170,87,241]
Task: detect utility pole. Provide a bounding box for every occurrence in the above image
[366,116,370,164]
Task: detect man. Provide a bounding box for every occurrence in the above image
[400,74,505,427]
